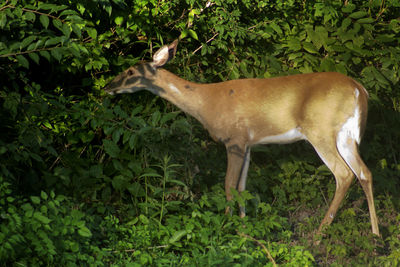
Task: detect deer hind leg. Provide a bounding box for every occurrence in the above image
[238,147,251,217]
[337,136,380,236]
[224,143,250,217]
[307,136,355,234]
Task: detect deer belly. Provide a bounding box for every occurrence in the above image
[254,127,306,145]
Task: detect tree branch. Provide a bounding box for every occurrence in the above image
[0,46,59,58]
[192,32,219,54]
[0,4,65,23]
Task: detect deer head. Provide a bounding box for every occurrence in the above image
[104,39,178,95]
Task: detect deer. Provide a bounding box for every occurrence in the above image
[104,39,379,237]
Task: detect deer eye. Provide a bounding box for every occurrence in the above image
[127,69,134,76]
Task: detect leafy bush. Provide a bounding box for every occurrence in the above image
[1,0,399,265]
[0,177,107,265]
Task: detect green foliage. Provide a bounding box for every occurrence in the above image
[0,177,105,266]
[0,0,399,265]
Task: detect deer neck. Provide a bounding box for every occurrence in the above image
[152,69,206,123]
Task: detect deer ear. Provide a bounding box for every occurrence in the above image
[168,39,179,59]
[152,45,170,67]
[152,39,179,68]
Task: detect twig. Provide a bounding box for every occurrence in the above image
[192,32,219,54]
[192,21,268,55]
[319,185,328,206]
[148,245,169,250]
[0,46,59,58]
[0,1,10,12]
[49,156,61,171]
[237,231,277,267]
[112,244,169,253]
[1,4,65,22]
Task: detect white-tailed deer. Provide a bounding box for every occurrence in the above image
[104,40,379,237]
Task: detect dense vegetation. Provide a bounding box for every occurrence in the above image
[1,0,399,265]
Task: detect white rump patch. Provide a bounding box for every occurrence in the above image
[338,89,361,145]
[168,83,181,95]
[256,127,306,145]
[337,89,362,177]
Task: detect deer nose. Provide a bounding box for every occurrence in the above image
[103,84,116,95]
[105,87,115,95]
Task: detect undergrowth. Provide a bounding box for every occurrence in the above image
[1,0,400,265]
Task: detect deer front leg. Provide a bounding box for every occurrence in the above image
[224,143,249,217]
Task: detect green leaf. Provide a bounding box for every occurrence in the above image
[51,47,62,61]
[139,172,162,178]
[30,153,43,162]
[139,214,149,224]
[180,29,198,41]
[128,161,142,174]
[16,55,29,68]
[41,191,48,200]
[112,175,127,190]
[34,39,45,49]
[31,196,41,204]
[128,182,145,197]
[39,50,51,61]
[179,29,189,40]
[128,134,137,149]
[87,28,97,39]
[3,92,20,118]
[45,37,60,47]
[112,127,122,143]
[320,58,335,72]
[76,3,85,15]
[69,242,79,252]
[270,21,282,35]
[62,24,71,38]
[188,9,200,24]
[375,34,395,43]
[71,24,82,38]
[168,179,187,187]
[103,139,120,158]
[0,13,7,29]
[188,29,198,40]
[151,110,161,126]
[349,11,368,19]
[78,226,92,237]
[69,43,81,57]
[357,17,374,24]
[287,37,301,51]
[24,12,36,22]
[342,3,356,13]
[33,211,51,224]
[303,42,318,54]
[160,112,179,125]
[114,16,124,25]
[103,4,112,16]
[28,53,40,64]
[38,3,57,10]
[169,230,187,244]
[53,19,63,30]
[40,15,49,29]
